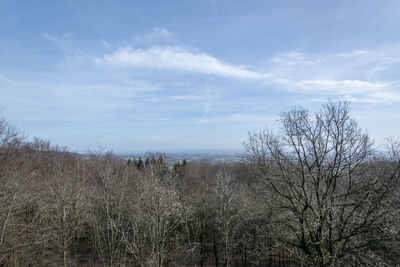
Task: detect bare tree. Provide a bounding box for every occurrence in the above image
[122,165,183,267]
[0,116,32,265]
[38,151,89,267]
[245,101,400,265]
[176,162,218,266]
[88,153,129,266]
[213,171,241,267]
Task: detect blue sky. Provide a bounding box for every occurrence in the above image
[1,0,400,153]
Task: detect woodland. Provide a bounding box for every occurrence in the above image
[0,101,399,266]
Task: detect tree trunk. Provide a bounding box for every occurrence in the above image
[63,250,68,267]
[200,229,204,267]
[214,230,219,267]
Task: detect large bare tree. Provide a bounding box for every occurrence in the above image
[245,101,400,266]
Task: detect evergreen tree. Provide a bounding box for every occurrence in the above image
[137,157,144,169]
[132,158,138,167]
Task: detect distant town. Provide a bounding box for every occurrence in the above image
[118,150,247,166]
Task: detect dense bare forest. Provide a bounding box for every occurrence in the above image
[0,102,399,266]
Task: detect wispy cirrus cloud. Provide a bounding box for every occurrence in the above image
[289,79,400,104]
[199,100,212,123]
[0,74,17,85]
[290,79,386,94]
[94,43,400,104]
[271,51,323,66]
[133,27,174,43]
[41,32,73,48]
[169,94,209,101]
[41,33,59,42]
[96,46,266,80]
[268,46,400,104]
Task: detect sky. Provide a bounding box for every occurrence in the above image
[1,0,400,153]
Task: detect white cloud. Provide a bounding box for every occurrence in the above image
[274,77,398,104]
[169,95,208,100]
[0,74,17,85]
[42,33,59,43]
[97,46,264,80]
[133,27,174,43]
[93,44,400,104]
[289,79,400,104]
[152,27,173,39]
[199,101,211,123]
[42,32,72,42]
[268,46,400,104]
[101,39,111,47]
[271,52,322,66]
[41,32,79,57]
[294,79,386,94]
[198,113,276,124]
[336,50,372,58]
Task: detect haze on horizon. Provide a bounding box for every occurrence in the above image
[1,0,400,153]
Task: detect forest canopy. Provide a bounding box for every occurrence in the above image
[0,101,399,266]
